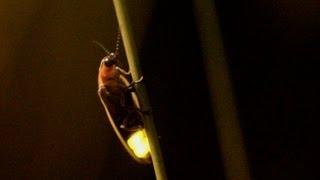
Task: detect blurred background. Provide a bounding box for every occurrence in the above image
[0,0,319,179]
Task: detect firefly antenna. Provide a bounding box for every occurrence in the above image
[93,40,110,55]
[115,29,121,56]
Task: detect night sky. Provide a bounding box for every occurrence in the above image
[1,0,319,179]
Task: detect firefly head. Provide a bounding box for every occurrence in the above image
[93,41,118,67]
[102,52,117,67]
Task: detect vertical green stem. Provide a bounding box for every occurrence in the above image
[112,1,167,180]
[194,0,251,180]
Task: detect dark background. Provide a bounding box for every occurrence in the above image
[1,0,319,179]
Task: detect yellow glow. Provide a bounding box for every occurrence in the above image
[127,129,150,158]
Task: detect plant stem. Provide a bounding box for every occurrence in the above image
[113,1,167,179]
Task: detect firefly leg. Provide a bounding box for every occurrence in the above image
[116,66,131,76]
[134,76,144,83]
[127,76,144,92]
[120,106,144,131]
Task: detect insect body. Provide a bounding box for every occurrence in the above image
[94,35,151,163]
[96,43,143,131]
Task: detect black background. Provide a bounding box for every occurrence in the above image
[1,0,319,179]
